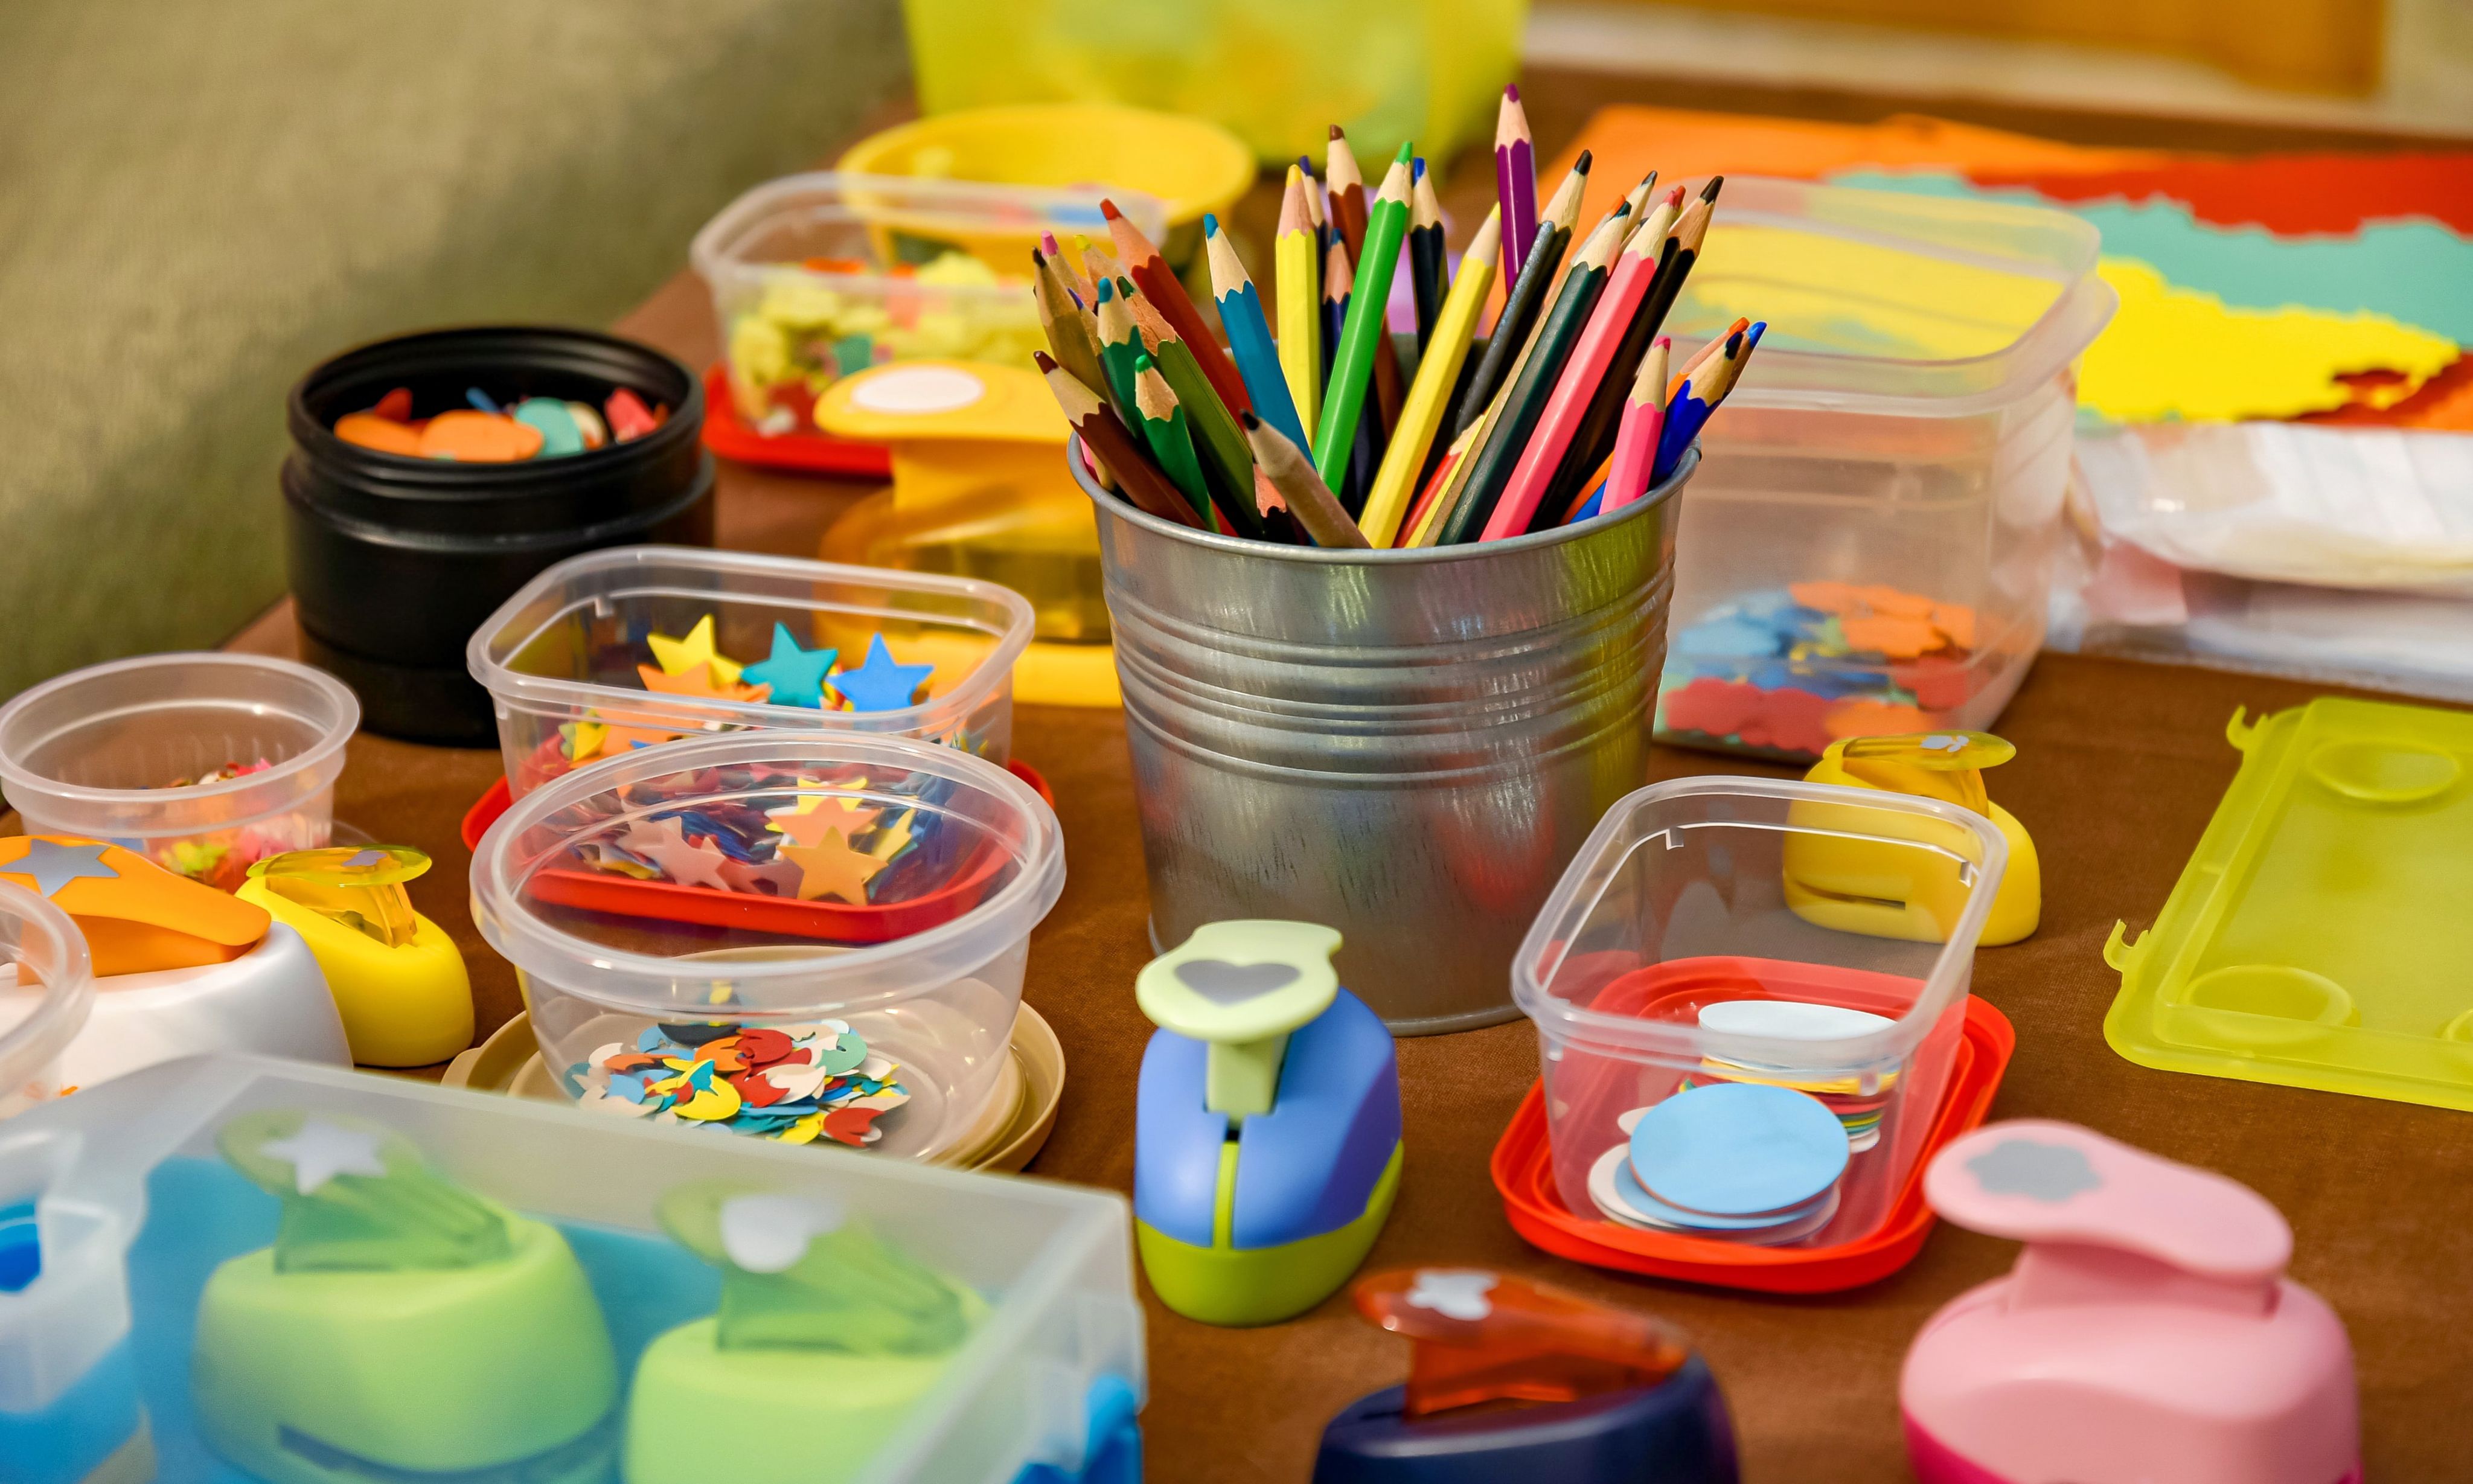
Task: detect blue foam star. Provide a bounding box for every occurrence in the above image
[4,839,118,898]
[830,635,934,712]
[739,622,837,709]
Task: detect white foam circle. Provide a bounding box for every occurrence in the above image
[850,365,985,415]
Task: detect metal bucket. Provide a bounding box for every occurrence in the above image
[1071,440,1697,1033]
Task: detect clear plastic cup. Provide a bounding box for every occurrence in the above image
[0,880,94,1118]
[469,546,1035,798]
[1512,776,2008,1248]
[0,654,359,891]
[470,732,1064,1161]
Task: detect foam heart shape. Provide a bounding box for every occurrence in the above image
[1174,958,1301,1005]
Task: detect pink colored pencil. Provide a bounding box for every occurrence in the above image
[1496,85,1537,288]
[1478,219,1667,540]
[1601,338,1670,514]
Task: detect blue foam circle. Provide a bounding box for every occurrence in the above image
[1627,1081,1849,1217]
[1611,1160,1827,1232]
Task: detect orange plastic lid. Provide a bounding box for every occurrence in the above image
[1491,996,2014,1294]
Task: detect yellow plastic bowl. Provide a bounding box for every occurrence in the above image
[838,103,1255,267]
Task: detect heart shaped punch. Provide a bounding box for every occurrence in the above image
[1174,958,1302,1005]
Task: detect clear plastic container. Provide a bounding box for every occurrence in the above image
[1512,776,2008,1249]
[0,1054,1142,1483]
[469,546,1036,797]
[0,654,359,890]
[0,882,92,1118]
[690,171,1164,438]
[1653,177,2117,763]
[471,733,1064,1162]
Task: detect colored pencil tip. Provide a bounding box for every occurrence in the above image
[1665,186,1686,205]
[1299,155,1314,176]
[1506,82,1520,101]
[1100,199,1124,221]
[1747,322,1767,347]
[1240,411,1261,430]
[1030,247,1044,266]
[1034,350,1057,371]
[1203,213,1220,236]
[1701,175,1725,202]
[1413,156,1426,181]
[1393,141,1413,163]
[1096,278,1114,302]
[1576,150,1593,173]
[1329,124,1345,141]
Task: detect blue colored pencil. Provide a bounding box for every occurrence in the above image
[1203,216,1308,452]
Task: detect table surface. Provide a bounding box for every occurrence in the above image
[220,69,2473,1482]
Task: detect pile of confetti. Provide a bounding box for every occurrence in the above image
[572,1020,909,1146]
[723,251,1043,437]
[560,761,970,906]
[333,384,668,462]
[549,615,937,774]
[1659,583,1984,760]
[158,758,273,788]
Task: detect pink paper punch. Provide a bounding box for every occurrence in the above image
[1901,1119,2359,1484]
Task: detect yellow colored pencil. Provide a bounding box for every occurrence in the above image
[1360,206,1501,546]
[1275,165,1322,444]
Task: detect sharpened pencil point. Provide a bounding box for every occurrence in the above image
[1329,124,1345,141]
[1702,175,1724,202]
[1506,82,1520,101]
[1100,199,1124,221]
[1203,213,1219,237]
[1576,150,1592,173]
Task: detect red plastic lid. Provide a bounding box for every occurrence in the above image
[1491,996,2014,1294]
[460,757,1054,852]
[698,365,893,478]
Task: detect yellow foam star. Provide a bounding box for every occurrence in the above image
[867,807,918,863]
[646,615,746,685]
[782,832,887,904]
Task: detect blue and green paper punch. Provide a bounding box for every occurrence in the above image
[1133,921,1403,1326]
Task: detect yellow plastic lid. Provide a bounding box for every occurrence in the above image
[814,361,1067,446]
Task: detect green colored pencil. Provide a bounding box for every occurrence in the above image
[1133,354,1220,534]
[1435,207,1629,545]
[1311,144,1414,491]
[1094,279,1145,427]
[1116,278,1265,540]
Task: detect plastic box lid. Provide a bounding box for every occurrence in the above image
[0,1055,1142,1482]
[0,883,92,1118]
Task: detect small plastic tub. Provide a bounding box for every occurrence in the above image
[470,732,1064,1161]
[1512,776,2008,1249]
[691,171,1164,444]
[1652,178,2117,761]
[0,654,359,891]
[284,325,717,744]
[0,881,92,1118]
[469,546,1036,798]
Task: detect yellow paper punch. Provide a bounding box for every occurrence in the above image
[1785,731,2040,946]
[238,845,473,1066]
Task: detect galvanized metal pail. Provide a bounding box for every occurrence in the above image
[1070,441,1697,1033]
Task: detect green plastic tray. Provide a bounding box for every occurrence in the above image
[2105,697,2473,1110]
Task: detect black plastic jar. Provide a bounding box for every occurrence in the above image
[283,326,715,744]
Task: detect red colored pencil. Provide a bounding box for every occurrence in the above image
[1103,199,1251,417]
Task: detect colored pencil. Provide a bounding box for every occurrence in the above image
[1043,231,1097,306]
[1314,146,1413,491]
[1407,417,1487,546]
[1496,84,1537,289]
[1620,170,1660,222]
[1672,318,1748,400]
[1543,184,1703,511]
[1105,198,1250,417]
[1408,160,1446,358]
[1445,150,1589,443]
[1600,337,1669,516]
[1396,426,1473,546]
[1031,249,1108,403]
[1132,354,1219,533]
[1434,208,1627,545]
[1482,203,1668,540]
[1206,215,1308,452]
[1362,206,1499,546]
[1035,351,1198,529]
[1076,234,1119,294]
[1093,278,1147,426]
[1325,127,1368,263]
[1117,278,1264,540]
[1245,414,1372,549]
[1275,166,1323,443]
[1653,321,1762,483]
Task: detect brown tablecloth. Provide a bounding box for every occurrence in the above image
[221,74,2473,1483]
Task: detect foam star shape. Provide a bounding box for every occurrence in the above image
[770,795,878,849]
[1,839,119,898]
[782,831,887,904]
[260,1119,388,1194]
[559,721,607,761]
[738,623,837,709]
[828,635,934,712]
[638,664,770,705]
[866,807,918,863]
[617,817,735,891]
[646,614,745,684]
[1405,1269,1497,1322]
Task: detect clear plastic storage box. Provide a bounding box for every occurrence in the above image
[0,654,359,892]
[1652,178,2116,762]
[1512,776,2008,1249]
[469,547,1035,797]
[690,173,1163,439]
[471,733,1064,1163]
[0,1055,1142,1484]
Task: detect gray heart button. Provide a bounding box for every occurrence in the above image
[1174,958,1300,1005]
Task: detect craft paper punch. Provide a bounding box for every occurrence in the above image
[237,845,473,1067]
[1313,1268,1739,1483]
[1786,731,2040,945]
[1133,921,1401,1326]
[194,1111,619,1484]
[0,835,347,1093]
[1902,1120,2358,1484]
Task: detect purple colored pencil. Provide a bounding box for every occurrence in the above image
[1495,85,1538,289]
